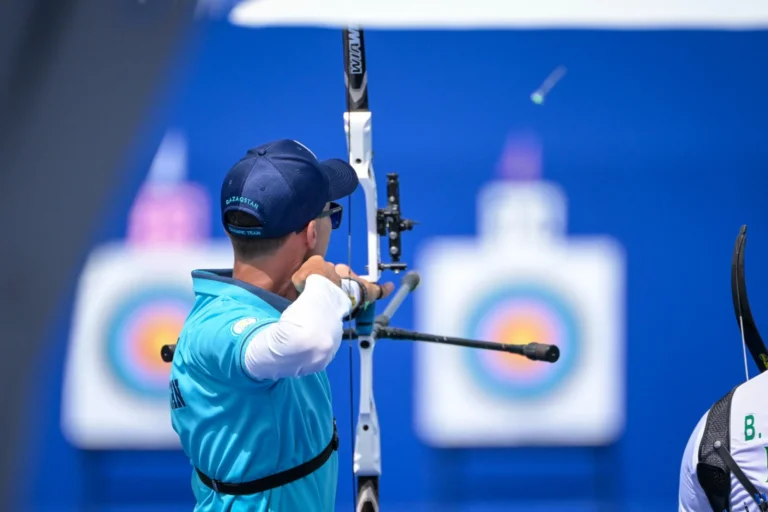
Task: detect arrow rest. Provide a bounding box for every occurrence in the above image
[376,173,416,273]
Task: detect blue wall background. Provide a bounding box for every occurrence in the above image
[18,20,768,511]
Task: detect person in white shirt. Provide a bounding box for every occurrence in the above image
[679,371,768,511]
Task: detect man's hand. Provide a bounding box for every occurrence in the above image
[334,264,395,303]
[292,255,342,293]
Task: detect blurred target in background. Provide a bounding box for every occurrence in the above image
[462,284,579,399]
[60,245,232,449]
[105,287,191,399]
[415,174,625,447]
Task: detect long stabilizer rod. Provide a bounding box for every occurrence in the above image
[343,327,560,363]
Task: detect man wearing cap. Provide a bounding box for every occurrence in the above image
[169,139,394,512]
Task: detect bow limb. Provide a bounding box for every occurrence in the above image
[731,224,768,376]
[343,26,382,512]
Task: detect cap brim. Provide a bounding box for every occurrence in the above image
[320,158,359,200]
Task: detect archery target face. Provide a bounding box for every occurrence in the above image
[414,188,626,447]
[62,243,235,449]
[106,287,191,399]
[463,284,579,399]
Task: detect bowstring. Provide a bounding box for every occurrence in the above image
[740,316,750,381]
[344,98,357,510]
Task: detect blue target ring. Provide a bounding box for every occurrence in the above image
[463,284,580,400]
[106,287,192,399]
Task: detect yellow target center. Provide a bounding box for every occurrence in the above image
[137,318,183,372]
[495,317,551,368]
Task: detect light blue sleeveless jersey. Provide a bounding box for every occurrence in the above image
[170,269,338,512]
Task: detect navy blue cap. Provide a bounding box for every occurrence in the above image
[221,139,359,238]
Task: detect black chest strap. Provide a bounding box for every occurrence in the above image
[196,420,339,496]
[697,386,737,512]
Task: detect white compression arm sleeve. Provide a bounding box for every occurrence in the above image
[242,274,357,381]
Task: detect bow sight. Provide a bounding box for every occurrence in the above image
[377,173,415,272]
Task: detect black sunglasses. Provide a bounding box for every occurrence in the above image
[316,202,343,229]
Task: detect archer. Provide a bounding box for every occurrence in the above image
[168,138,393,512]
[679,226,768,512]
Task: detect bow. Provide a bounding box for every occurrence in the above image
[340,26,560,511]
[731,224,768,379]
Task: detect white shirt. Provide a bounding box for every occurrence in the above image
[679,409,712,511]
[242,274,361,381]
[679,372,768,511]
